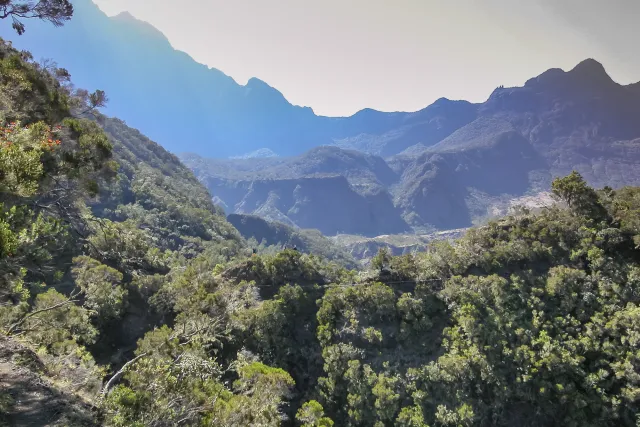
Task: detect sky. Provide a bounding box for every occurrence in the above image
[92,0,640,117]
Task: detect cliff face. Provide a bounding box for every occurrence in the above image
[209,175,409,236]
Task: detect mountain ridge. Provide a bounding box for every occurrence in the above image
[0,0,481,158]
[181,56,640,235]
[5,0,640,236]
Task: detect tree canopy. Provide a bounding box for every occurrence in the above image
[0,0,73,35]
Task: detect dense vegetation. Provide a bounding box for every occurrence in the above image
[2,12,640,427]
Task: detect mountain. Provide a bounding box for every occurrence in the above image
[183,58,640,235]
[0,0,476,158]
[6,1,640,236]
[227,213,358,268]
[392,59,640,228]
[182,146,410,236]
[6,13,640,426]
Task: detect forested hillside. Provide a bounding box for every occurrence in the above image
[0,35,304,425]
[2,36,640,426]
[3,4,640,427]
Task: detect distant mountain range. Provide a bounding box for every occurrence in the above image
[0,0,479,158]
[181,59,640,235]
[5,0,640,236]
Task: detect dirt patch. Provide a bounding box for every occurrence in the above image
[0,335,99,427]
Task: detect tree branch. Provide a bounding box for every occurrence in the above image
[7,298,77,335]
[101,352,148,396]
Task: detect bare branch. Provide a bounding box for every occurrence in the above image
[101,352,148,396]
[7,298,77,335]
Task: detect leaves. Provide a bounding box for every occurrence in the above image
[0,0,74,35]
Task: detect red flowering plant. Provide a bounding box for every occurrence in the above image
[0,117,115,326]
[0,118,116,200]
[0,120,60,197]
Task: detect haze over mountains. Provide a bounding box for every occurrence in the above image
[0,0,482,159]
[181,58,640,235]
[5,0,640,237]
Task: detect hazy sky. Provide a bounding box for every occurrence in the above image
[93,0,640,116]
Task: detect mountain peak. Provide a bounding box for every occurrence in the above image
[572,58,605,71]
[525,58,615,90]
[433,97,452,104]
[111,11,170,44]
[246,77,271,88]
[246,77,283,94]
[568,58,613,82]
[113,11,135,20]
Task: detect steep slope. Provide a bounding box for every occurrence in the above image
[0,38,352,426]
[93,115,243,256]
[83,115,246,351]
[0,334,99,426]
[0,0,476,158]
[182,147,411,236]
[410,58,640,190]
[185,59,640,234]
[388,59,640,230]
[226,176,407,236]
[392,120,547,229]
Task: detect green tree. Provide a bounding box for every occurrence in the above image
[371,246,392,271]
[297,400,334,427]
[551,171,609,222]
[0,0,74,35]
[72,256,126,323]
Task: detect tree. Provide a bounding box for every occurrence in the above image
[72,256,126,324]
[371,246,392,271]
[551,171,610,222]
[296,400,334,427]
[0,0,73,35]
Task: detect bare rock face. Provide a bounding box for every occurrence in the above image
[220,175,410,236]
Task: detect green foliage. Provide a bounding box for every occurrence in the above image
[297,400,334,427]
[72,256,126,323]
[0,38,271,425]
[552,170,610,222]
[103,327,294,426]
[4,29,640,427]
[0,0,74,35]
[22,289,97,350]
[371,246,392,270]
[241,283,324,413]
[230,213,358,268]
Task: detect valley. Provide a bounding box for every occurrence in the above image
[5,0,640,241]
[181,58,640,238]
[2,1,640,426]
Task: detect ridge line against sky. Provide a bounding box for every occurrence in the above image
[92,0,640,117]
